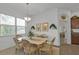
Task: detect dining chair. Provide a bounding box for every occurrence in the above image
[23,40,31,54]
[13,35,23,53]
[23,40,37,55]
[39,38,55,55]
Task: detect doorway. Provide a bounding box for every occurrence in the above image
[71,16,79,45]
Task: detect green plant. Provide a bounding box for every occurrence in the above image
[50,24,57,29]
[28,31,34,39]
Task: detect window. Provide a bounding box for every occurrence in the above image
[17,18,25,26]
[16,18,25,34]
[1,14,15,25]
[0,26,15,36]
[17,26,25,34]
[0,14,15,36]
[0,14,26,36]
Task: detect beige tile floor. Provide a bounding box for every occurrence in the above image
[0,46,59,55]
[60,44,79,55]
[1,44,79,55]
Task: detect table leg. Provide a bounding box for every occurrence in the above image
[37,45,41,55]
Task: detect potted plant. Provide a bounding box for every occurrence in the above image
[28,31,34,39]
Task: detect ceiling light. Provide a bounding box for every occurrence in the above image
[24,17,31,21]
[24,3,31,22]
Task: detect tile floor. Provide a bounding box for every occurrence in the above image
[61,44,79,55]
[1,44,79,55]
[0,46,59,55]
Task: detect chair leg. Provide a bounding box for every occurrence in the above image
[24,51,26,55]
[15,48,17,54]
[50,47,53,55]
[39,50,42,55]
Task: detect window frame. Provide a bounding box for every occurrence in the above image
[0,14,26,37]
[16,18,26,35]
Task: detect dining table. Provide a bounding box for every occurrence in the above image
[25,37,48,54]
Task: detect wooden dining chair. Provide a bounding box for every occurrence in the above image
[23,40,37,55]
[28,44,38,54]
[39,38,55,55]
[23,40,31,54]
[13,37,23,54]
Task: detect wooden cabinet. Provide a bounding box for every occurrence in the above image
[71,16,79,45]
[72,33,79,44]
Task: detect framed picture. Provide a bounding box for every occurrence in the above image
[35,22,48,32]
[41,23,48,31]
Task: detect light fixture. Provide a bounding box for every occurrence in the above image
[60,14,67,22]
[24,17,31,21]
[24,3,31,22]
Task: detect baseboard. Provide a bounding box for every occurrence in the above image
[0,46,15,52]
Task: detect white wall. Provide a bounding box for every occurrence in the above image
[0,36,15,51]
[58,9,71,44]
[28,8,60,46]
[71,12,79,16]
[0,34,26,51]
[0,8,73,51]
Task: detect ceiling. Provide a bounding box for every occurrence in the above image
[0,3,79,18]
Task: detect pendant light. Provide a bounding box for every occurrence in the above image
[24,3,31,22]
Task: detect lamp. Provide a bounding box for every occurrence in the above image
[60,14,67,22]
[24,3,31,22]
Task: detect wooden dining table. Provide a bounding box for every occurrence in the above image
[25,37,47,54]
[27,37,47,45]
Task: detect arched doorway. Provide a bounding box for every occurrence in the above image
[71,16,79,45]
